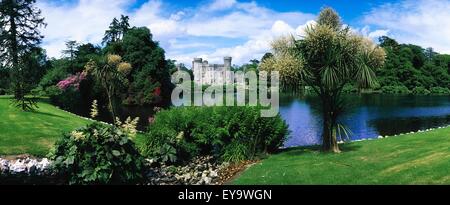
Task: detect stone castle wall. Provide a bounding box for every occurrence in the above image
[192,57,233,85]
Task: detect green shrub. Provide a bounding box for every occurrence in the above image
[39,67,70,91]
[221,141,249,163]
[48,123,145,185]
[342,84,358,93]
[49,87,82,112]
[0,88,5,96]
[142,106,289,164]
[381,85,411,94]
[430,87,450,95]
[411,86,431,95]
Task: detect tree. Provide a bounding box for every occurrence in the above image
[107,27,173,105]
[260,7,386,152]
[376,36,450,92]
[378,36,399,49]
[425,47,437,61]
[23,47,49,88]
[236,59,259,73]
[85,54,132,124]
[102,18,120,45]
[119,15,130,38]
[0,0,46,110]
[102,15,130,45]
[261,53,274,62]
[62,40,78,73]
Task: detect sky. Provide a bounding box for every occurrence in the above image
[37,0,450,67]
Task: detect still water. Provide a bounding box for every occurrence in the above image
[280,94,450,147]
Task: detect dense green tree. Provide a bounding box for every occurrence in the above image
[106,27,173,105]
[235,59,259,73]
[23,47,49,88]
[0,0,46,110]
[73,43,101,72]
[261,7,386,152]
[379,36,399,49]
[377,36,450,93]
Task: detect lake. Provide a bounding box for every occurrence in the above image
[280,94,450,147]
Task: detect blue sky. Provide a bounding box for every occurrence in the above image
[38,0,450,66]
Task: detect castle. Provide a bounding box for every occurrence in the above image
[192,57,233,85]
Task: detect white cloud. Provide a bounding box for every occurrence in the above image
[206,0,237,11]
[295,20,316,38]
[168,39,214,49]
[169,1,314,65]
[271,20,295,37]
[368,29,390,39]
[352,25,390,40]
[185,20,316,65]
[362,0,450,53]
[38,0,315,65]
[39,0,130,57]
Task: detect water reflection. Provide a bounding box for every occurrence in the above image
[281,94,450,147]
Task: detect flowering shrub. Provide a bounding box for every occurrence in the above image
[56,72,87,91]
[153,87,161,97]
[48,123,145,185]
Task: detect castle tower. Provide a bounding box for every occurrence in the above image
[193,58,203,84]
[224,56,232,70]
[223,57,233,84]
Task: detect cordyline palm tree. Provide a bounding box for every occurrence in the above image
[260,7,386,153]
[85,54,132,125]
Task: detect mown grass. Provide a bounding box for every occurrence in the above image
[234,126,450,185]
[0,96,94,156]
[0,96,146,157]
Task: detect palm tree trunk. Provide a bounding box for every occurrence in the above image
[106,90,116,125]
[321,97,341,153]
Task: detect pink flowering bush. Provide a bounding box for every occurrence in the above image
[57,72,87,91]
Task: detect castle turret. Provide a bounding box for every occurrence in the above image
[223,57,233,84]
[193,58,203,84]
[224,57,232,70]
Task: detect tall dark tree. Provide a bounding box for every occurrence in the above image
[425,47,437,61]
[102,18,120,45]
[119,15,130,38]
[62,40,78,73]
[102,15,130,45]
[0,0,46,110]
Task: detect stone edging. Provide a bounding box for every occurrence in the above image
[340,124,450,144]
[0,157,51,175]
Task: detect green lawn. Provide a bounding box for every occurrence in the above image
[0,96,93,156]
[0,96,146,157]
[234,127,450,185]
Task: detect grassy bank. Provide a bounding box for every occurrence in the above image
[234,126,450,185]
[0,96,93,156]
[0,96,147,157]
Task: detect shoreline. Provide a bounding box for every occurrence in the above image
[280,124,450,150]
